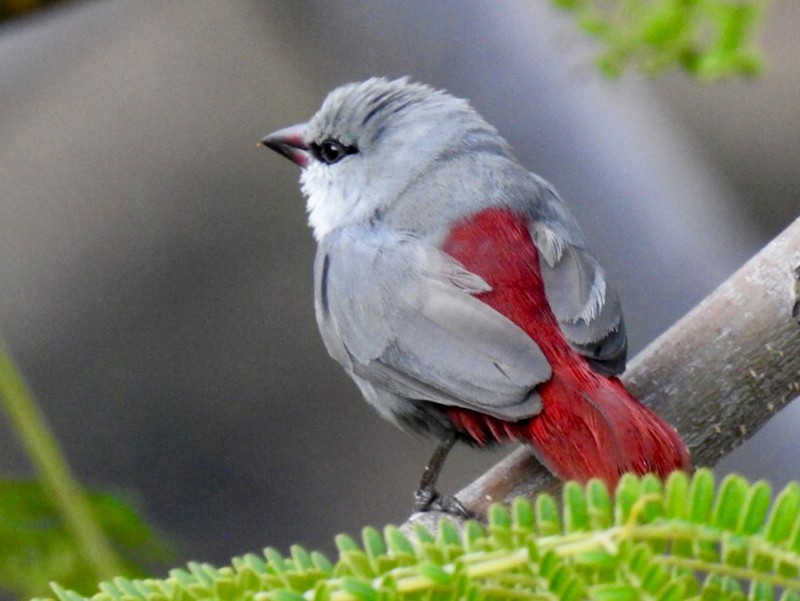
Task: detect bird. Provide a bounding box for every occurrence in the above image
[260,77,692,516]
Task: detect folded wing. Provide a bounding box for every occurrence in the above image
[529,182,628,376]
[315,228,551,420]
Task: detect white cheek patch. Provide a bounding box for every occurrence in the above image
[301,162,376,241]
[301,166,338,240]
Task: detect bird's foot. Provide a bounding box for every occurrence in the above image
[413,486,472,518]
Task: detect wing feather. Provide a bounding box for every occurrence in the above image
[315,227,550,420]
[529,184,628,375]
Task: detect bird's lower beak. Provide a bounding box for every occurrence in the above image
[259,123,310,168]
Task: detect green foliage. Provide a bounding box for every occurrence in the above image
[1,339,173,598]
[39,470,800,601]
[0,480,174,599]
[551,0,768,80]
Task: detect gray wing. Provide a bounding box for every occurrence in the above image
[315,227,551,420]
[528,180,627,375]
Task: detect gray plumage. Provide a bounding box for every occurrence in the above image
[272,77,627,435]
[314,226,549,429]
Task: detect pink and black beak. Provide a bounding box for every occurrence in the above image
[259,124,310,168]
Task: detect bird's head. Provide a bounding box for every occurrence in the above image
[261,77,509,240]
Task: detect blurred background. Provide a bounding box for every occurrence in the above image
[0,0,797,569]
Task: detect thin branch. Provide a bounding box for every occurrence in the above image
[408,217,800,527]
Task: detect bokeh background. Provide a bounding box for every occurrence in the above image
[0,0,797,569]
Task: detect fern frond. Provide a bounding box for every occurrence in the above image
[38,470,800,601]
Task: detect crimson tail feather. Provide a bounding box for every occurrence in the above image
[448,376,692,488]
[524,376,692,487]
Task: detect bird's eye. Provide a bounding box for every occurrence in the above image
[311,138,358,165]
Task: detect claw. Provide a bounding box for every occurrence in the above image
[411,434,473,518]
[413,486,473,518]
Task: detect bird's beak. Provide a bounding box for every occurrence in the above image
[259,123,310,168]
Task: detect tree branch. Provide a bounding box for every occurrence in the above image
[408,217,800,528]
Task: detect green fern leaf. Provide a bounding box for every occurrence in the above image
[36,471,800,601]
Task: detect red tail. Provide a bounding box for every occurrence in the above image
[448,374,691,488]
[525,376,690,485]
[444,208,692,488]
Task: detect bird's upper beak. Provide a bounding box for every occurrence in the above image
[259,123,310,168]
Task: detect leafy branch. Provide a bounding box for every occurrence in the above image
[551,0,768,79]
[39,470,800,601]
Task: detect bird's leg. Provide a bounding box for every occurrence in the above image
[413,433,471,517]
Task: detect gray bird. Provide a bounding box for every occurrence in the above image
[261,78,691,516]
